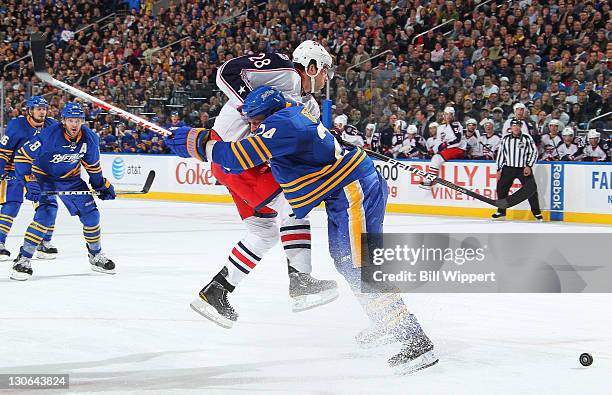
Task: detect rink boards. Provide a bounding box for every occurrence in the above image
[97,154,612,225]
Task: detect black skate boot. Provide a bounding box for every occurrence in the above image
[10,254,33,281]
[88,246,115,274]
[355,324,398,349]
[190,268,238,329]
[0,242,11,261]
[388,330,438,374]
[289,266,339,312]
[36,241,58,260]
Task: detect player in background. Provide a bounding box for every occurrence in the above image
[557,127,580,160]
[425,122,440,157]
[478,118,501,160]
[420,106,466,189]
[464,118,483,159]
[388,119,407,157]
[165,111,187,130]
[331,115,364,147]
[576,129,611,161]
[193,41,339,314]
[396,125,427,159]
[363,123,381,152]
[539,119,563,157]
[502,103,537,142]
[10,103,116,281]
[0,96,58,260]
[165,86,438,374]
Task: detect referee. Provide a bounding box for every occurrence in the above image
[493,119,543,221]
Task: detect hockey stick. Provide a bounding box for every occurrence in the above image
[344,142,536,210]
[30,33,171,136]
[42,170,156,197]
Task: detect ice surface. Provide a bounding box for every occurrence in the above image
[1,199,610,394]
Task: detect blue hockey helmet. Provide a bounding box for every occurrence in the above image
[242,86,287,120]
[26,96,49,109]
[61,102,85,119]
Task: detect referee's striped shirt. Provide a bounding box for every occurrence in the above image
[496,132,538,169]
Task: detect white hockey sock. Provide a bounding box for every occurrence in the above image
[226,240,263,286]
[280,216,312,273]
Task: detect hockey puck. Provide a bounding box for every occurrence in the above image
[579,353,593,367]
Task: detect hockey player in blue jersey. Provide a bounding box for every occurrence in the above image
[164,86,438,373]
[0,96,59,260]
[10,102,116,281]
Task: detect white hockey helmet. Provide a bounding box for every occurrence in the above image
[394,119,407,132]
[481,118,494,126]
[549,119,562,128]
[466,118,477,126]
[443,106,455,115]
[513,102,527,112]
[429,122,439,129]
[365,123,376,132]
[587,129,600,139]
[293,40,334,92]
[334,114,348,128]
[561,127,574,136]
[407,124,418,134]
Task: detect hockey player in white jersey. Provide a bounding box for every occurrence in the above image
[478,118,501,160]
[396,125,427,158]
[331,115,364,147]
[420,107,466,189]
[576,129,611,162]
[502,102,537,139]
[539,119,563,158]
[425,122,440,157]
[464,118,483,159]
[191,41,338,324]
[557,127,580,161]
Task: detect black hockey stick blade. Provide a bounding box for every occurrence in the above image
[30,32,48,74]
[42,171,156,196]
[494,177,537,210]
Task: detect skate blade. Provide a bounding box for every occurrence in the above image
[391,350,439,375]
[356,334,398,350]
[292,288,339,312]
[35,251,57,260]
[90,265,116,275]
[0,254,12,262]
[10,270,31,281]
[190,298,234,329]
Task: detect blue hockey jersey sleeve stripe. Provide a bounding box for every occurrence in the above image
[235,141,255,168]
[281,159,344,193]
[253,136,273,159]
[287,149,367,206]
[230,142,249,170]
[16,147,33,162]
[247,138,267,162]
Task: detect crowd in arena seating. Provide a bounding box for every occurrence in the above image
[1,0,610,160]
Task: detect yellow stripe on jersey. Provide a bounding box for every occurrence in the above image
[288,150,366,206]
[230,142,248,170]
[0,213,13,222]
[253,136,272,159]
[81,160,100,169]
[345,181,366,268]
[0,154,10,161]
[0,148,13,153]
[60,164,82,178]
[236,141,254,168]
[32,166,48,176]
[0,181,6,205]
[17,147,33,161]
[247,138,267,162]
[281,158,346,193]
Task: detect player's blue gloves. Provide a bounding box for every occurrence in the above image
[24,174,41,202]
[163,127,210,161]
[93,178,116,200]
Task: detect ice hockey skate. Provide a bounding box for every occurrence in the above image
[88,249,116,274]
[289,268,339,312]
[388,331,438,375]
[355,324,398,349]
[10,254,32,281]
[35,241,58,260]
[0,242,11,261]
[190,280,238,329]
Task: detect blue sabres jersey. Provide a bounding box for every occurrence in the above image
[0,115,57,172]
[14,123,104,187]
[211,105,375,218]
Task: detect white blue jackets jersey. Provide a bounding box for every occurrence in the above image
[14,123,105,187]
[0,116,57,172]
[210,105,376,218]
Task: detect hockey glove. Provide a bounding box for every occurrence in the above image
[163,127,210,161]
[24,174,41,202]
[93,178,116,200]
